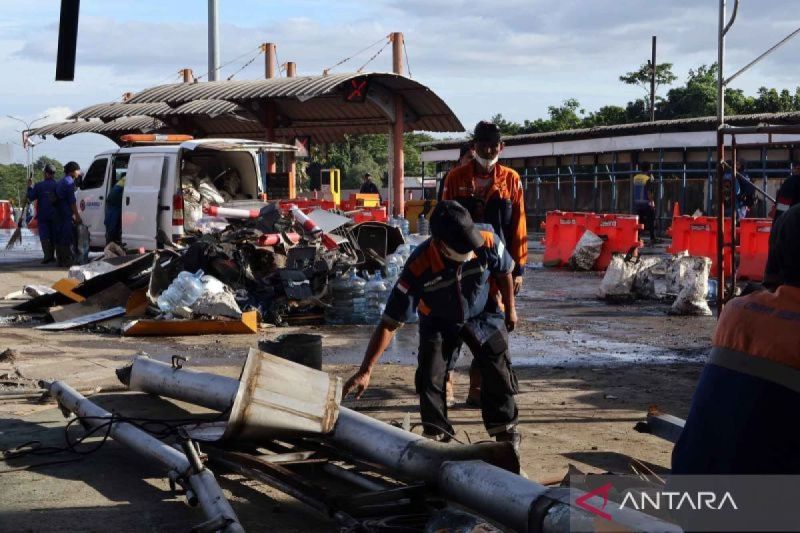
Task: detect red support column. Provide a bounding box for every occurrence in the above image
[391,32,405,217]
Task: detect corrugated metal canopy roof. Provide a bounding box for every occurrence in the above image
[422,111,800,150]
[38,72,463,145]
[31,116,165,142]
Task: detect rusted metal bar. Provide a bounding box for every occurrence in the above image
[716,129,726,313]
[730,137,738,297]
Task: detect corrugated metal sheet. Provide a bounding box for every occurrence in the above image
[31,116,165,140]
[68,102,173,120]
[124,72,462,134]
[421,112,800,150]
[155,99,244,118]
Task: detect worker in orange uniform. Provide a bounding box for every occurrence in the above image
[442,121,527,407]
[672,203,800,474]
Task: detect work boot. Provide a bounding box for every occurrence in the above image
[40,239,55,264]
[465,364,482,408]
[495,429,522,454]
[445,371,455,407]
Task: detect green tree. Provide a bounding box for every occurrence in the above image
[620,61,678,117]
[33,155,64,175]
[0,163,30,206]
[584,105,628,127]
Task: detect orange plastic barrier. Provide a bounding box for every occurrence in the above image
[0,201,15,229]
[26,201,38,230]
[667,215,732,277]
[540,211,594,267]
[737,218,772,281]
[352,207,388,224]
[586,214,643,271]
[541,211,643,270]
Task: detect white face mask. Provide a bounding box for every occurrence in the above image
[439,241,473,263]
[473,152,499,172]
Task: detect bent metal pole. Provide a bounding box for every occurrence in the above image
[118,357,679,532]
[118,357,519,483]
[44,380,244,533]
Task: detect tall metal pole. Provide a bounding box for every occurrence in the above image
[650,36,657,122]
[286,62,296,77]
[391,32,405,217]
[207,0,220,81]
[715,0,727,312]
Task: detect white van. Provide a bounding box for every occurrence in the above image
[76,138,295,250]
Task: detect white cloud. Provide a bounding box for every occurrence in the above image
[2,0,800,165]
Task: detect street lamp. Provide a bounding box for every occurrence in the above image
[6,114,48,174]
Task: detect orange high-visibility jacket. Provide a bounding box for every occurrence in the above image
[442,162,527,275]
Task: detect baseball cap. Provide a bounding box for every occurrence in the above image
[473,121,501,144]
[430,200,484,254]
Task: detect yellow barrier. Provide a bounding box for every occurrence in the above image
[405,199,437,233]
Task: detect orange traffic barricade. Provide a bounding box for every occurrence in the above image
[587,214,643,271]
[541,211,594,267]
[737,218,772,281]
[0,201,15,229]
[667,215,732,277]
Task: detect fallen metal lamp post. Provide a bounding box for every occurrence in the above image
[43,379,244,533]
[118,356,681,532]
[119,355,519,483]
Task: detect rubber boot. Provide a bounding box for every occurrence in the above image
[40,240,55,264]
[465,362,482,408]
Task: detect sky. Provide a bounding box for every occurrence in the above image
[1,0,800,168]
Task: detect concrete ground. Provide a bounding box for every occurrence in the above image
[0,230,714,531]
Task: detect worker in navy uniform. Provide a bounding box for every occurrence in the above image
[26,164,59,264]
[343,201,521,448]
[55,161,82,267]
[672,203,800,474]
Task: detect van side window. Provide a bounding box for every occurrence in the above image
[81,158,108,190]
[112,154,130,186]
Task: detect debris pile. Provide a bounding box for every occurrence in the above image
[5,201,421,335]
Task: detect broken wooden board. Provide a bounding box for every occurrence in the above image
[48,282,132,322]
[50,278,85,303]
[36,306,127,331]
[125,287,149,317]
[122,310,258,336]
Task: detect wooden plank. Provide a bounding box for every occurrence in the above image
[36,306,127,331]
[125,287,149,317]
[122,310,258,336]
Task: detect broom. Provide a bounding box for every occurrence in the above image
[6,170,32,250]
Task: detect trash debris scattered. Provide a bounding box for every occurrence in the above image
[0,348,17,363]
[669,256,712,316]
[569,229,604,271]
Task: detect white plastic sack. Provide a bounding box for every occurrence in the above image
[191,275,242,319]
[184,197,203,231]
[598,254,639,302]
[68,261,116,283]
[664,251,689,298]
[632,256,663,300]
[193,217,229,234]
[670,256,712,316]
[569,230,604,271]
[197,178,225,205]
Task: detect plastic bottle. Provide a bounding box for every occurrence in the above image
[364,272,389,324]
[325,268,367,324]
[157,270,205,313]
[384,253,403,281]
[400,216,410,236]
[395,243,411,265]
[417,214,429,236]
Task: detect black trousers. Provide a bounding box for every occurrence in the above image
[415,312,519,437]
[636,204,656,241]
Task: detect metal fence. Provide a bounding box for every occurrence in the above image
[519,150,794,234]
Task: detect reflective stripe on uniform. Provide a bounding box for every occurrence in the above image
[709,346,800,395]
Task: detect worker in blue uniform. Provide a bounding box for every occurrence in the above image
[672,203,800,474]
[343,201,522,449]
[55,161,82,267]
[26,164,59,264]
